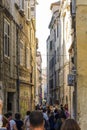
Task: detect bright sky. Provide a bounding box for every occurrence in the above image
[36,0,57,68]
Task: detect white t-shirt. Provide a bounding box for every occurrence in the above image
[10,119,16,130]
[24,115,30,130]
[43,113,49,121]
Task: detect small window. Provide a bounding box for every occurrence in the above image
[31,7,34,11]
[50,41,52,50]
[27,2,30,19]
[20,0,24,9]
[57,47,59,62]
[26,47,30,69]
[54,29,56,42]
[19,41,24,66]
[57,23,59,37]
[4,19,10,57]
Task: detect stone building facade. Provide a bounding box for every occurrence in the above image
[47,0,74,112]
[0,0,37,116]
[47,0,87,129]
[36,51,42,105]
[42,67,47,104]
[47,2,60,105]
[60,0,73,112]
[68,0,87,128]
[75,0,87,129]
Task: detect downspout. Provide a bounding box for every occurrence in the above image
[16,26,20,112]
[63,16,65,105]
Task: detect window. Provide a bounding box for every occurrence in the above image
[15,0,19,7]
[27,2,30,19]
[30,0,35,18]
[49,79,53,89]
[49,57,54,69]
[4,19,10,57]
[57,47,59,62]
[26,47,30,68]
[28,5,30,19]
[19,41,24,66]
[57,23,59,37]
[31,7,34,11]
[55,51,56,64]
[50,41,52,50]
[20,0,24,9]
[54,29,56,42]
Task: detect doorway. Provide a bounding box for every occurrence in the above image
[7,92,14,111]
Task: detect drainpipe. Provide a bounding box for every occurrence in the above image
[16,26,20,112]
[74,17,77,120]
[63,16,65,105]
[30,22,32,110]
[71,0,77,120]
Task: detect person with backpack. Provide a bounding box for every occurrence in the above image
[15,113,24,130]
[43,108,49,130]
[49,111,55,130]
[29,111,44,130]
[6,112,17,130]
[54,109,66,130]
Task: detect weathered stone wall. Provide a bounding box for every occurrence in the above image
[0,11,4,81]
[76,4,87,130]
[0,0,36,114]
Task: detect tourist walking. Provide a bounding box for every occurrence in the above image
[6,112,17,130]
[24,111,31,130]
[54,109,66,130]
[49,111,55,130]
[61,119,80,130]
[29,110,44,130]
[43,108,49,130]
[15,113,24,130]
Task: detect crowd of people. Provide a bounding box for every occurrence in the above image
[0,99,81,130]
[35,104,71,130]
